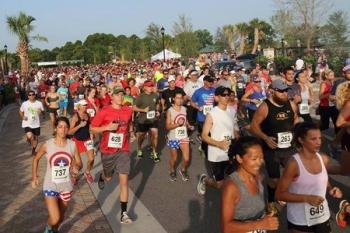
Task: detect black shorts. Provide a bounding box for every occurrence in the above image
[136,121,158,133]
[48,107,59,114]
[287,220,331,233]
[208,161,229,182]
[24,127,41,136]
[264,147,296,179]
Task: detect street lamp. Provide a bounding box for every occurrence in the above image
[160,27,165,63]
[281,38,285,56]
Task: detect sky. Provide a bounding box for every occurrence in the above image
[1,0,349,52]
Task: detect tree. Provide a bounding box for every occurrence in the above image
[194,29,213,50]
[223,25,236,51]
[6,12,47,80]
[172,14,193,35]
[235,22,249,55]
[249,19,267,54]
[320,10,349,53]
[274,0,333,50]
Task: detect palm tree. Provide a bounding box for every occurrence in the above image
[249,18,265,54]
[223,24,235,51]
[6,12,47,80]
[235,23,249,55]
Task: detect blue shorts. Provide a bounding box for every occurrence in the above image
[59,101,68,109]
[167,139,188,149]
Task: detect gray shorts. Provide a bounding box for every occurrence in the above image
[101,151,130,178]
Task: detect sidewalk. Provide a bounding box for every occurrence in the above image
[0,105,113,233]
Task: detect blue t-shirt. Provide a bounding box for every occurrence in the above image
[192,87,216,122]
[57,87,69,102]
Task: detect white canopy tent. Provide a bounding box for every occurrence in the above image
[151,49,181,61]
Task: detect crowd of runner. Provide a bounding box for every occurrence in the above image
[6,54,350,232]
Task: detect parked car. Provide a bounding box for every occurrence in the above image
[236,54,257,70]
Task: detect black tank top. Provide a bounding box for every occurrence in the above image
[74,112,90,141]
[261,99,294,139]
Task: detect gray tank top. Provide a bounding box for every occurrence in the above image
[230,172,266,221]
[43,138,75,192]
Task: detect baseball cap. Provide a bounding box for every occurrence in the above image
[203,75,214,82]
[270,79,289,91]
[77,99,87,106]
[143,80,155,87]
[112,87,125,94]
[168,75,176,82]
[342,64,350,73]
[215,86,231,96]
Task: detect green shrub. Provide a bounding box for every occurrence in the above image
[274,56,294,74]
[328,55,346,77]
[4,84,16,104]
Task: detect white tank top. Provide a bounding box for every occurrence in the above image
[167,106,188,141]
[207,106,234,162]
[287,153,330,226]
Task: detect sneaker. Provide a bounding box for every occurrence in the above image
[151,152,160,163]
[137,150,143,159]
[197,174,207,195]
[120,211,133,224]
[179,169,189,181]
[336,200,349,228]
[98,173,105,190]
[196,135,202,143]
[43,226,54,233]
[84,171,94,184]
[169,171,177,182]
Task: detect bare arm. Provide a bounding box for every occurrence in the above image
[250,102,269,140]
[31,143,47,187]
[336,101,350,128]
[290,101,300,125]
[201,113,229,151]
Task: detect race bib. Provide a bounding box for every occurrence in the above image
[299,103,310,115]
[87,108,95,117]
[107,133,124,148]
[40,92,46,98]
[256,99,263,108]
[203,105,213,115]
[277,132,293,148]
[247,230,266,233]
[237,83,244,89]
[175,126,187,140]
[304,200,330,226]
[78,94,84,99]
[52,166,69,183]
[222,132,232,152]
[84,140,94,151]
[147,110,156,119]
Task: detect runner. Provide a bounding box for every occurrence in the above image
[197,86,239,195]
[221,136,279,233]
[38,79,49,118]
[98,85,111,108]
[250,79,299,204]
[295,70,313,122]
[45,85,60,131]
[241,76,266,121]
[90,87,134,224]
[161,75,186,112]
[57,82,69,117]
[183,70,202,126]
[68,99,95,184]
[20,90,44,155]
[31,117,81,233]
[191,75,215,149]
[86,87,100,121]
[166,90,193,181]
[133,80,161,162]
[276,121,342,233]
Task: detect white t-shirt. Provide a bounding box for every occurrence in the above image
[20,100,44,128]
[28,81,39,94]
[184,80,202,98]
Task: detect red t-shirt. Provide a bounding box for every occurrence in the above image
[86,97,100,121]
[69,81,80,95]
[99,94,111,108]
[38,84,49,99]
[91,105,132,154]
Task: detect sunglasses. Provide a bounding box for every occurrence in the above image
[275,89,289,93]
[254,80,261,83]
[28,94,35,96]
[220,93,230,97]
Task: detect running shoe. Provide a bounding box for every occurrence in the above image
[179,169,189,181]
[169,171,177,182]
[196,135,202,143]
[151,152,160,163]
[84,171,94,184]
[43,226,54,233]
[336,200,349,228]
[197,174,207,195]
[98,173,105,190]
[137,150,143,159]
[120,211,133,224]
